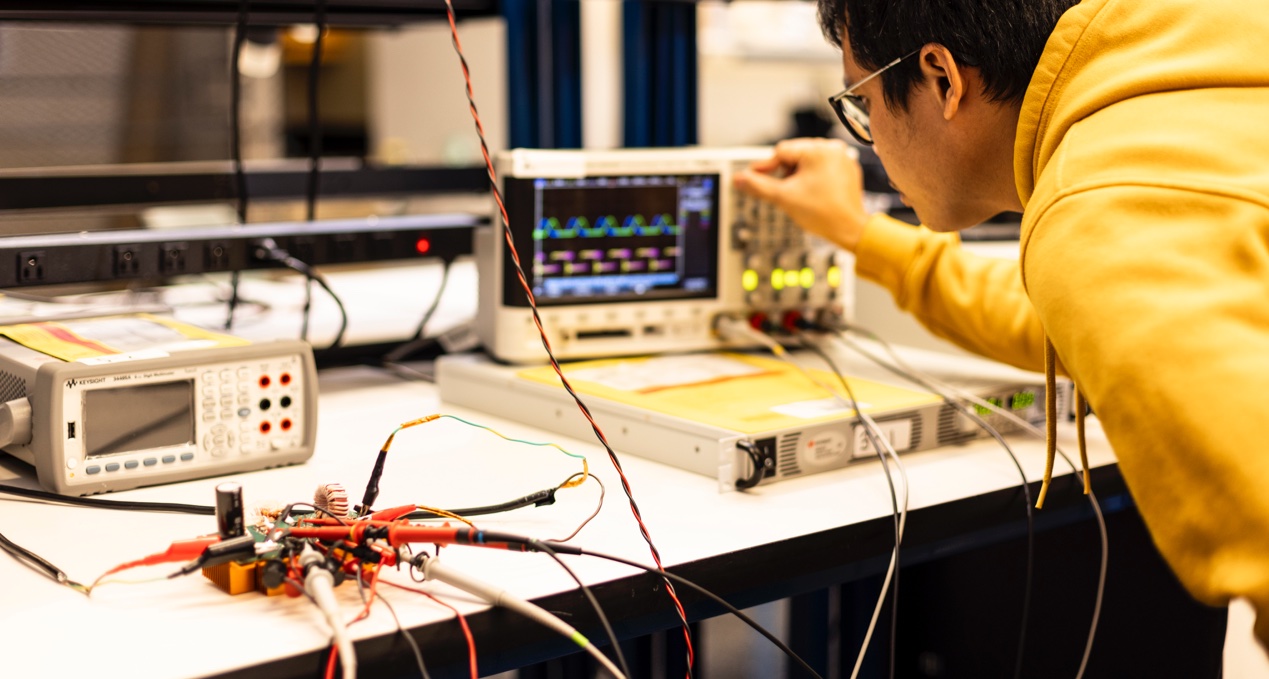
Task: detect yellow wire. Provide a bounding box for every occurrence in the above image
[414,504,475,526]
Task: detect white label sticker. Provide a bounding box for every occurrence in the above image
[78,348,171,365]
[770,397,870,419]
[852,419,914,459]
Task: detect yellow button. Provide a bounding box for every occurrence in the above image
[742,269,759,292]
[827,266,842,288]
[771,269,785,290]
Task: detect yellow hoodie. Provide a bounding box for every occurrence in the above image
[854,0,1269,646]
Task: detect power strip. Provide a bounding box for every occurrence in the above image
[0,213,480,287]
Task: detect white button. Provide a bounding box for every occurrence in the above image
[219,370,231,381]
[66,457,78,469]
[237,368,250,379]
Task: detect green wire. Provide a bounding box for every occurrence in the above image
[436,414,587,461]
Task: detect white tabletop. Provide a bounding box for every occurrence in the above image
[0,347,1115,678]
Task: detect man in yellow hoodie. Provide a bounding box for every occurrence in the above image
[735,0,1269,652]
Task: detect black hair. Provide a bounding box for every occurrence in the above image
[817,0,1080,110]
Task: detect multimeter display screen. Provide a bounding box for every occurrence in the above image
[84,380,195,457]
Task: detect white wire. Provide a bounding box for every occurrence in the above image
[835,326,1107,679]
[714,317,908,679]
[304,555,357,679]
[849,407,909,679]
[418,557,628,679]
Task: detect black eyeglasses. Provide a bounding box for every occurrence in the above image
[827,49,920,145]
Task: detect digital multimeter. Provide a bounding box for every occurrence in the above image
[0,317,316,495]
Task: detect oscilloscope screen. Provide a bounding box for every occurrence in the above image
[502,174,720,307]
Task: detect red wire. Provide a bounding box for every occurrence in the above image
[442,3,695,675]
[319,562,385,679]
[382,580,477,679]
[324,645,338,679]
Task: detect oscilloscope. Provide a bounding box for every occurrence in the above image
[476,147,853,363]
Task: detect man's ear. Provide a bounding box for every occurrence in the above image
[919,44,965,121]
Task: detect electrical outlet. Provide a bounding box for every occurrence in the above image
[331,234,358,263]
[113,245,142,278]
[288,237,317,264]
[160,243,188,275]
[369,233,395,260]
[17,250,45,284]
[205,241,231,271]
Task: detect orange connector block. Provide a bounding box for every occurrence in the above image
[203,561,285,596]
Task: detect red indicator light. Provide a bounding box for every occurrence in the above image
[415,237,431,255]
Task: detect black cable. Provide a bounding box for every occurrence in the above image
[533,540,632,679]
[300,280,314,343]
[794,336,902,679]
[819,324,1037,678]
[306,1,326,224]
[0,483,212,592]
[0,530,86,589]
[253,238,347,348]
[225,271,242,332]
[733,439,768,490]
[300,2,327,344]
[531,541,824,679]
[226,0,251,332]
[0,484,214,515]
[356,566,431,679]
[231,0,250,226]
[411,260,451,341]
[382,260,454,366]
[403,488,556,520]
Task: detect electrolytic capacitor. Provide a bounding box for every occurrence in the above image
[215,482,245,538]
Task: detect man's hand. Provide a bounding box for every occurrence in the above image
[733,138,871,252]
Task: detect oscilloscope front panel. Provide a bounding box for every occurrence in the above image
[477,147,853,363]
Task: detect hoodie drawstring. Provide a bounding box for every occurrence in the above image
[1038,335,1091,508]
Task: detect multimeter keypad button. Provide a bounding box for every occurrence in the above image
[180,452,194,461]
[143,458,157,466]
[124,460,139,469]
[237,368,250,379]
[85,465,102,475]
[209,447,225,458]
[105,463,120,472]
[219,369,231,380]
[221,410,233,421]
[237,407,251,418]
[203,412,216,423]
[162,455,176,464]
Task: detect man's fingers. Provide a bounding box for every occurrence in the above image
[733,168,784,204]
